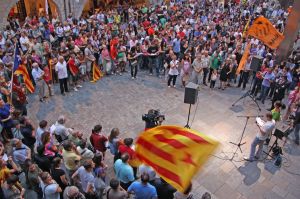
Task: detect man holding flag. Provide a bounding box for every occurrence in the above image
[13,45,35,95]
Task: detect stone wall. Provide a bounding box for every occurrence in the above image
[0,0,20,28]
[0,0,88,29]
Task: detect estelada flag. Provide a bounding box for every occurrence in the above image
[91,63,103,83]
[14,64,35,93]
[246,16,284,49]
[236,42,251,75]
[135,125,219,192]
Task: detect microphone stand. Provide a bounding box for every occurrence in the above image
[229,115,263,161]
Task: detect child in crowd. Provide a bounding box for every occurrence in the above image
[210,69,218,89]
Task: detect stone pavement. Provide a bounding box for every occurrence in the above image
[25,71,300,199]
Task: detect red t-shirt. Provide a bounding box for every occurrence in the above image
[148,27,155,36]
[90,133,108,152]
[110,45,118,60]
[67,58,79,76]
[178,31,186,39]
[43,66,52,83]
[118,145,135,159]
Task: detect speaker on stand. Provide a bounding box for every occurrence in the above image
[184,82,199,128]
[250,56,263,72]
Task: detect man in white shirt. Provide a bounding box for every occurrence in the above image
[55,56,69,95]
[244,113,275,162]
[53,115,70,142]
[31,63,46,102]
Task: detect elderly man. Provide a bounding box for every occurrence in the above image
[63,186,86,199]
[51,115,70,142]
[55,56,69,96]
[31,62,46,102]
[191,54,203,85]
[12,138,31,170]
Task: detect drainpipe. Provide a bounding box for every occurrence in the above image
[68,0,72,15]
[63,0,67,20]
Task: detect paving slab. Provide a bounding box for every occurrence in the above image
[26,71,300,199]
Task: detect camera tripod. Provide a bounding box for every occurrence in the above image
[232,90,261,111]
[232,72,261,111]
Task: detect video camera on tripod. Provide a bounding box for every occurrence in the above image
[142,109,165,129]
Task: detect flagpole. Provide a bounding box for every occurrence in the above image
[9,44,17,105]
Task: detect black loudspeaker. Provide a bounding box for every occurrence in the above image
[250,56,263,72]
[184,82,198,105]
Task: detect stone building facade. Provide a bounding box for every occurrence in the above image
[0,0,88,29]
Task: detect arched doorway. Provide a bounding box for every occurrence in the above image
[7,0,61,23]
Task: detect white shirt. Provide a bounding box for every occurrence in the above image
[0,37,5,49]
[169,60,179,75]
[55,61,68,79]
[20,36,29,51]
[257,120,275,140]
[31,67,44,83]
[56,26,64,37]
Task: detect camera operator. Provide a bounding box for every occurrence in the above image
[142,109,165,130]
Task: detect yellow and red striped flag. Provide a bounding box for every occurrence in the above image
[135,125,219,192]
[91,63,103,83]
[14,64,35,93]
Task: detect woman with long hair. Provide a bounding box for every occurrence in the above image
[180,53,191,87]
[108,128,122,162]
[41,131,58,161]
[128,46,138,79]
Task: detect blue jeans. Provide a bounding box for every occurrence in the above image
[249,137,264,160]
[259,85,270,103]
[148,57,159,76]
[294,123,300,142]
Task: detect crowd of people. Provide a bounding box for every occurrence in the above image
[0,0,300,198]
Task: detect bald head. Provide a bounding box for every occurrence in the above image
[58,56,64,63]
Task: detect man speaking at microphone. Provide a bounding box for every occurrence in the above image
[244,113,275,162]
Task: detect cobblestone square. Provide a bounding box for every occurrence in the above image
[27,71,300,199]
